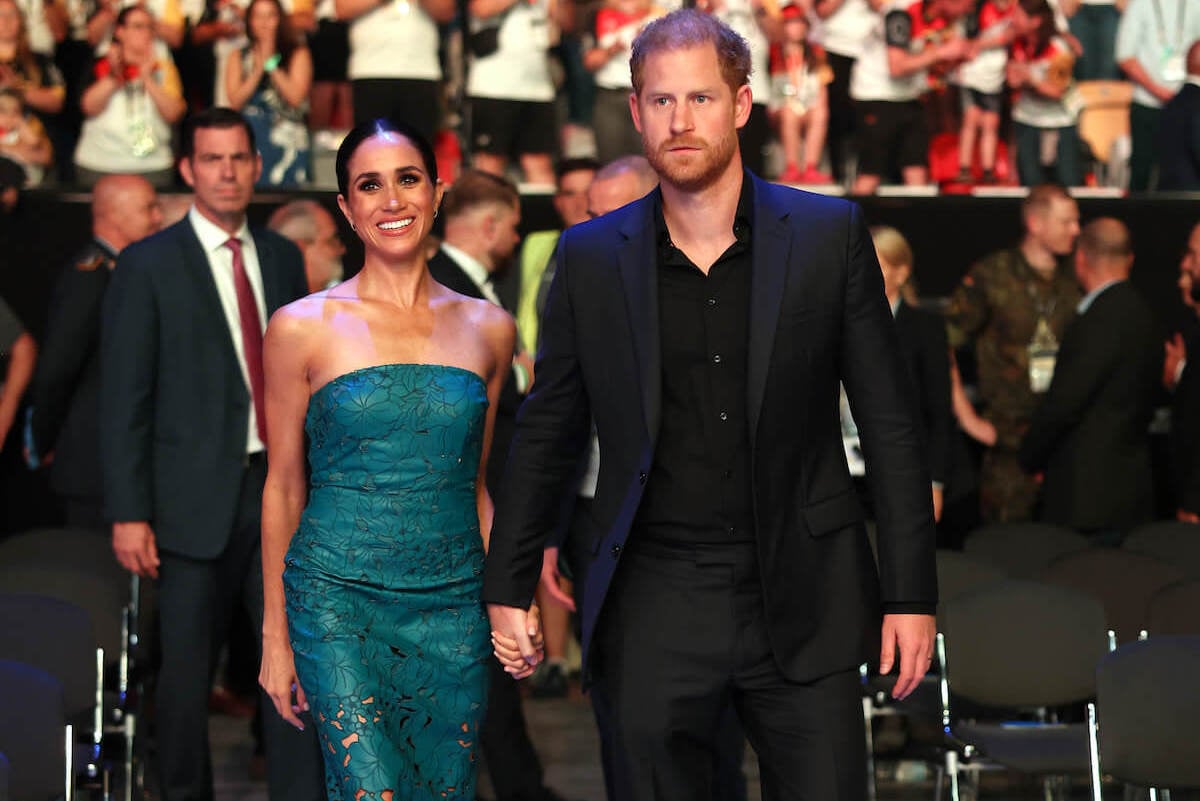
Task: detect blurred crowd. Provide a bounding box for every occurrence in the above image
[1,0,1198,193]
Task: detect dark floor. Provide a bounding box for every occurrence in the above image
[203,684,1127,801]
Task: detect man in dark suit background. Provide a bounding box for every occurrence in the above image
[426,169,571,801]
[100,108,323,801]
[1157,41,1200,191]
[1163,221,1200,521]
[1019,218,1161,541]
[484,10,937,801]
[26,175,163,528]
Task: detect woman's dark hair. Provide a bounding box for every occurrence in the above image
[335,118,438,197]
[115,4,152,32]
[244,0,299,69]
[1018,0,1056,55]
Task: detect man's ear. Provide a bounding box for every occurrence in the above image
[179,156,195,189]
[629,91,643,133]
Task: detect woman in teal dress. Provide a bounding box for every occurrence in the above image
[258,118,536,800]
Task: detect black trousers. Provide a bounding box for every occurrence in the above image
[154,459,324,801]
[481,658,551,801]
[592,539,866,801]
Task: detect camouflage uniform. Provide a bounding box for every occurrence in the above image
[945,248,1080,522]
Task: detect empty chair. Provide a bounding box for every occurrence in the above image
[1095,636,1200,795]
[1038,547,1186,644]
[962,523,1089,577]
[940,579,1109,800]
[0,527,125,588]
[0,659,68,801]
[935,549,1007,611]
[1122,520,1200,578]
[1145,579,1200,636]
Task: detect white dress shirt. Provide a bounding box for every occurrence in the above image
[188,206,267,455]
[440,242,503,306]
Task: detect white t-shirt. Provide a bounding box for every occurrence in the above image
[15,0,55,54]
[954,0,1012,94]
[348,1,441,81]
[812,0,876,59]
[587,4,665,90]
[712,0,770,106]
[1012,35,1078,128]
[467,0,556,101]
[74,53,182,173]
[851,0,945,102]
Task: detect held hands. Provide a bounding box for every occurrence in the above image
[488,603,544,680]
[112,521,160,578]
[260,635,309,731]
[879,613,936,700]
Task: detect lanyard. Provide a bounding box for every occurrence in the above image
[1149,0,1185,53]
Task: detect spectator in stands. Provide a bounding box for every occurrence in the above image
[0,139,20,208]
[516,156,597,355]
[336,0,454,142]
[769,5,833,184]
[0,85,52,183]
[225,0,311,186]
[945,184,1080,523]
[185,0,248,109]
[302,0,352,131]
[1163,221,1200,522]
[1116,0,1200,191]
[849,0,972,194]
[14,0,66,59]
[75,5,186,187]
[465,0,571,185]
[1157,39,1200,192]
[1019,218,1160,542]
[86,0,185,50]
[1062,0,1120,81]
[583,0,665,164]
[954,0,1015,183]
[267,198,345,292]
[24,174,163,528]
[1008,0,1083,186]
[0,294,35,451]
[810,0,875,184]
[0,0,66,125]
[701,0,780,178]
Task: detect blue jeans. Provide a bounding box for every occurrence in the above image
[1014,122,1084,186]
[1068,5,1121,81]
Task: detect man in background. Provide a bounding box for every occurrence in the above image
[267,200,346,294]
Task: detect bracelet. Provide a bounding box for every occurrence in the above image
[264,53,281,72]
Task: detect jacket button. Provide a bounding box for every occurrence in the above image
[638,472,647,485]
[611,544,622,558]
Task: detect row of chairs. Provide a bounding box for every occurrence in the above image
[0,528,142,801]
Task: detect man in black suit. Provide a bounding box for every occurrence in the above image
[1163,221,1200,521]
[26,175,163,528]
[1158,41,1200,192]
[426,169,571,801]
[484,10,937,801]
[100,108,323,801]
[1019,218,1161,541]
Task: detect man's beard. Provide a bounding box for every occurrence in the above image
[644,130,739,192]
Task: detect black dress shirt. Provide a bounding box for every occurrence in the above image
[633,176,755,545]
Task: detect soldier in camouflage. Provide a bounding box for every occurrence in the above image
[945,184,1081,522]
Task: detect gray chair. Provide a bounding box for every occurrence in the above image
[1094,636,1200,798]
[0,659,70,801]
[1038,547,1186,644]
[0,751,9,801]
[1145,579,1200,637]
[935,549,1008,612]
[962,523,1089,578]
[1123,521,1200,578]
[940,579,1109,801]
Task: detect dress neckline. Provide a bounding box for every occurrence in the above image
[309,363,487,402]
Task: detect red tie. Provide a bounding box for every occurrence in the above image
[225,237,267,444]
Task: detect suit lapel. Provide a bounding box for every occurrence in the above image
[616,194,661,443]
[746,177,791,449]
[252,229,287,315]
[177,220,242,373]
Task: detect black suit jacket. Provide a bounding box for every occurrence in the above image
[427,247,522,496]
[483,175,937,683]
[1171,331,1200,513]
[1158,83,1200,192]
[894,300,952,486]
[100,217,307,559]
[1019,281,1160,530]
[27,241,115,502]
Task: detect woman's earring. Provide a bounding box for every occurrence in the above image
[349,221,357,232]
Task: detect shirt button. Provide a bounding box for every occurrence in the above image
[611,543,623,558]
[707,297,717,306]
[712,354,722,364]
[726,526,736,536]
[719,411,728,421]
[723,469,733,479]
[638,471,648,485]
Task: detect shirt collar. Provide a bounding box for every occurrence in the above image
[653,170,755,255]
[1077,278,1122,314]
[188,205,251,254]
[440,242,493,290]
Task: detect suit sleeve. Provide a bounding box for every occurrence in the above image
[482,234,592,608]
[100,250,159,523]
[1018,311,1112,471]
[27,270,104,457]
[840,205,937,614]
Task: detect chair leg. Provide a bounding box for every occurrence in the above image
[123,712,136,801]
[945,748,961,801]
[862,696,877,801]
[65,722,75,801]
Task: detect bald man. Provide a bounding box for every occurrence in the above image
[26,174,163,527]
[1019,218,1161,541]
[267,200,346,294]
[1158,40,1200,191]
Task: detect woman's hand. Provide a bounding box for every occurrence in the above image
[260,635,309,731]
[490,603,544,679]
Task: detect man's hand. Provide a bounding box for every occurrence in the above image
[539,546,576,612]
[880,613,936,700]
[112,521,160,578]
[488,603,544,679]
[1164,333,1186,390]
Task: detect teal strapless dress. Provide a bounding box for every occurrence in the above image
[284,363,491,801]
